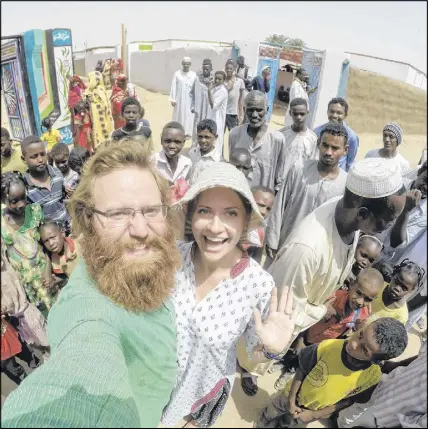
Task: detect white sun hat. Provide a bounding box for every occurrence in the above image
[174,162,265,229]
[346,158,403,198]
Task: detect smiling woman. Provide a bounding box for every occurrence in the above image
[162,162,297,428]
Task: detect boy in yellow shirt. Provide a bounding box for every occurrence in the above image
[255,318,408,428]
[366,259,423,326]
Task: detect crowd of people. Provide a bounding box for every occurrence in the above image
[0,53,427,429]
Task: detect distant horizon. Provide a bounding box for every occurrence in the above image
[2,1,426,73]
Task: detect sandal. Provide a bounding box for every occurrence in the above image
[241,371,258,396]
[267,361,284,374]
[274,372,294,391]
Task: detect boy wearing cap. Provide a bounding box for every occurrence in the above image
[365,122,411,176]
[267,158,406,354]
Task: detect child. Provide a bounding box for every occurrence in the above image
[366,259,424,325]
[153,121,192,184]
[68,146,91,177]
[273,267,385,390]
[1,314,40,385]
[188,119,225,185]
[1,171,56,317]
[111,98,153,153]
[341,235,383,290]
[73,100,94,154]
[255,317,408,428]
[40,117,61,154]
[39,222,79,283]
[20,136,71,234]
[1,128,26,174]
[138,105,151,128]
[50,143,79,197]
[245,186,274,262]
[229,148,252,180]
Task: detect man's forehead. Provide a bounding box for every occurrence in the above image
[246,97,265,107]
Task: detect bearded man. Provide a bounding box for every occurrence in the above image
[1,141,180,428]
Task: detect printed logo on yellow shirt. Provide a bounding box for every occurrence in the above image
[306,360,328,388]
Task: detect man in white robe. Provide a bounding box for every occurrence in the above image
[169,57,196,138]
[206,71,228,156]
[278,97,318,178]
[284,68,310,127]
[265,123,349,266]
[190,59,214,148]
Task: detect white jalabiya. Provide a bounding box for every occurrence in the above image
[284,79,309,127]
[206,84,228,156]
[190,78,211,148]
[161,241,274,426]
[169,70,197,137]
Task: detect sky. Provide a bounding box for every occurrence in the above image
[2,1,427,73]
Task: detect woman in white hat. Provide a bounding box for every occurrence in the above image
[162,162,296,428]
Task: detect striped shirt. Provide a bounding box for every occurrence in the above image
[24,165,70,224]
[339,341,427,428]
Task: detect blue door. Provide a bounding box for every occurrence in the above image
[337,60,350,98]
[257,57,279,122]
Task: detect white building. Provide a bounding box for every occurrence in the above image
[346,52,426,91]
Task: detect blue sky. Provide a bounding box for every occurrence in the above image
[2,1,426,72]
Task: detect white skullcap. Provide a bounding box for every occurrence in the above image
[182,56,191,62]
[346,158,403,198]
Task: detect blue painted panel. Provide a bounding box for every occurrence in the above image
[257,57,279,121]
[337,61,350,98]
[52,29,71,47]
[231,45,239,63]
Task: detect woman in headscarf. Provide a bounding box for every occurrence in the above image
[85,71,114,150]
[102,59,112,90]
[111,74,136,129]
[67,75,87,146]
[162,162,296,428]
[95,60,104,73]
[110,58,124,87]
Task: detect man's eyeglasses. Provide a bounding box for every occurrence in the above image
[91,205,169,227]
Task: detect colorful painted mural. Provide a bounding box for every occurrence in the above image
[1,28,74,144]
[1,39,36,140]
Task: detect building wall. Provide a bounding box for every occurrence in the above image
[347,53,426,90]
[406,66,427,91]
[84,46,121,75]
[130,46,232,94]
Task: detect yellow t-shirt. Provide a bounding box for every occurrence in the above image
[41,129,61,151]
[283,339,381,410]
[1,146,27,174]
[366,282,409,325]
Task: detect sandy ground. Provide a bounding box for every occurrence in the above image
[1,88,426,426]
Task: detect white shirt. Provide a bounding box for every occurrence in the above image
[365,149,411,176]
[268,197,359,340]
[226,77,245,115]
[278,126,318,177]
[161,241,274,426]
[152,150,192,184]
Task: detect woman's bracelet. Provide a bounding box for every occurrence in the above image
[262,347,284,360]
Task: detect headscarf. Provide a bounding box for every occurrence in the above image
[383,122,403,146]
[67,75,86,110]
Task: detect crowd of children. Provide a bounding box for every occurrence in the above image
[1,61,426,429]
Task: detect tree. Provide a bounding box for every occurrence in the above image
[264,34,306,49]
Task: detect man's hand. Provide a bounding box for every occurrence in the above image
[322,296,337,322]
[294,409,318,423]
[404,189,421,213]
[265,245,277,261]
[287,399,302,417]
[170,101,177,107]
